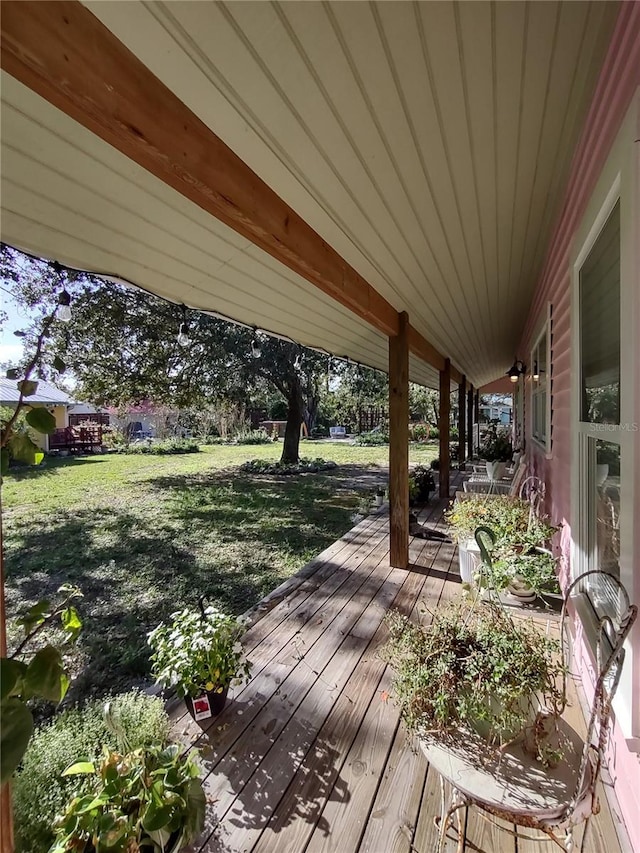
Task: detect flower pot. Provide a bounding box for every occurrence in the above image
[485,461,506,480]
[375,494,384,507]
[185,686,229,721]
[596,463,609,486]
[458,538,481,584]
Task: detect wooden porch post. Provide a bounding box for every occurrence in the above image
[467,384,474,460]
[458,375,466,465]
[439,359,451,499]
[389,311,409,569]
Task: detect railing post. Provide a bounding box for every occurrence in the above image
[389,311,409,568]
[467,384,474,460]
[439,359,451,499]
[458,375,466,465]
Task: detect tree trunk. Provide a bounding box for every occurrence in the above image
[281,376,304,464]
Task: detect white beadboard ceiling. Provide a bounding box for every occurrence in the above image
[1,1,618,388]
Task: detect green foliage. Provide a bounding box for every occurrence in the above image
[239,456,337,474]
[1,585,83,783]
[1,406,45,470]
[118,439,200,455]
[355,431,389,446]
[148,605,252,698]
[25,407,57,434]
[445,495,556,548]
[485,549,561,596]
[411,423,430,442]
[101,425,128,450]
[479,424,513,462]
[50,743,204,853]
[13,691,169,853]
[411,465,435,502]
[382,601,565,757]
[234,429,271,445]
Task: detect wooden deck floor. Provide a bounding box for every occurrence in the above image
[170,479,626,853]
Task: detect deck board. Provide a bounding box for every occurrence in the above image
[170,472,626,853]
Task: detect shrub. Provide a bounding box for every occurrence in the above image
[200,435,227,445]
[234,429,271,445]
[411,423,430,442]
[445,494,556,548]
[123,438,200,455]
[240,457,337,475]
[13,690,169,853]
[355,431,389,446]
[101,425,128,450]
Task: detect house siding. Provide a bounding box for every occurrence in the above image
[519,4,640,848]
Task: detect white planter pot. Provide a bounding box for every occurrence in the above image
[375,494,384,507]
[596,464,609,486]
[485,461,506,480]
[458,538,481,584]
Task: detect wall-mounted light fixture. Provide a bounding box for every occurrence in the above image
[506,358,526,383]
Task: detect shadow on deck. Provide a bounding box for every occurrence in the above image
[169,471,625,853]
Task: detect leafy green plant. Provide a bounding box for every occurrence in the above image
[382,600,565,760]
[148,604,252,699]
[487,549,561,596]
[50,744,205,853]
[1,584,83,783]
[239,456,337,475]
[411,423,430,442]
[234,429,271,445]
[355,431,389,446]
[445,494,556,549]
[411,465,435,502]
[119,438,200,455]
[13,691,169,853]
[479,424,513,462]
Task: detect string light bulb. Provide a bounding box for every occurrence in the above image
[177,305,190,347]
[57,289,72,323]
[293,350,302,371]
[52,261,72,322]
[251,330,262,359]
[533,361,540,382]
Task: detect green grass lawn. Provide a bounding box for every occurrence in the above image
[2,440,437,700]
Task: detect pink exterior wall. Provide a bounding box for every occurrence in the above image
[519,4,640,848]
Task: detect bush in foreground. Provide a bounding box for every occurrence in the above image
[13,690,170,853]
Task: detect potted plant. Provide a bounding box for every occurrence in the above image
[412,465,436,503]
[374,487,385,507]
[50,743,206,852]
[148,602,252,721]
[381,599,565,764]
[479,425,513,479]
[445,495,557,588]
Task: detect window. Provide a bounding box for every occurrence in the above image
[530,311,550,451]
[576,201,621,605]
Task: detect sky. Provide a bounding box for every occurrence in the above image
[0,288,31,365]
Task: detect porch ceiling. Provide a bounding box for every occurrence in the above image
[1,1,618,388]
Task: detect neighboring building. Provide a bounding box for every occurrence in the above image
[478,401,512,426]
[0,377,73,450]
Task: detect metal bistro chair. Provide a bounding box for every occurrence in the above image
[424,570,637,852]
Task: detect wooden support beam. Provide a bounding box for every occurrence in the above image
[458,375,466,464]
[467,384,474,460]
[389,312,409,569]
[438,359,451,499]
[407,326,445,373]
[1,1,401,336]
